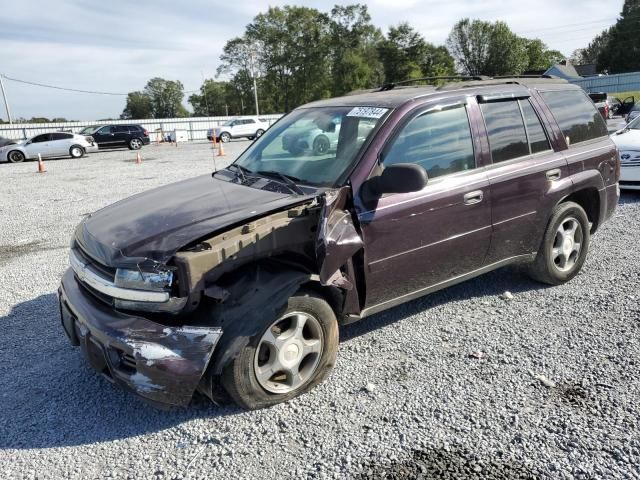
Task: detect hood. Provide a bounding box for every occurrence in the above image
[76,174,315,266]
[611,129,640,150]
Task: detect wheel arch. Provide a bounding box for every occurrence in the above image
[558,187,601,234]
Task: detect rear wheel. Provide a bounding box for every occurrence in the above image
[7,150,25,163]
[528,201,590,285]
[221,290,339,410]
[69,145,85,158]
[128,138,143,150]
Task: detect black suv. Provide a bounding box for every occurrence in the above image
[91,124,150,150]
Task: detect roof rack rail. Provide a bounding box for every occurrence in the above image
[379,76,490,91]
[492,74,556,79]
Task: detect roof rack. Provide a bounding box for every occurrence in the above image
[492,74,556,79]
[379,76,490,91]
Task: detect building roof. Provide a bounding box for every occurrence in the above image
[545,63,580,79]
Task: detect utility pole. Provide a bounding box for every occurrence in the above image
[248,48,260,116]
[0,74,13,124]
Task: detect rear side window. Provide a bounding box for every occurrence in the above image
[519,100,551,154]
[541,90,608,145]
[480,101,529,162]
[114,125,130,133]
[50,133,72,140]
[383,105,475,179]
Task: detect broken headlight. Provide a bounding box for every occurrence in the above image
[114,268,173,293]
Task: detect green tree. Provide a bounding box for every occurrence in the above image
[121,91,153,119]
[328,4,383,95]
[189,80,230,116]
[377,23,455,84]
[596,0,640,73]
[144,78,188,118]
[524,39,564,71]
[447,19,535,76]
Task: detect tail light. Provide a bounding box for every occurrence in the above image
[143,129,149,136]
[604,105,609,119]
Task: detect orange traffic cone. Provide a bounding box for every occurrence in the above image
[217,141,225,157]
[37,154,46,173]
[135,152,142,164]
[212,133,218,149]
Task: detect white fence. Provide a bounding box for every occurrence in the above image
[0,115,284,141]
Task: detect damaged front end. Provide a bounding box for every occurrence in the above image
[59,188,366,407]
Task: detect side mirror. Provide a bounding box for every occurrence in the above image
[366,163,428,197]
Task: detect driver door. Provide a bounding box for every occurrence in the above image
[24,133,53,158]
[355,101,492,309]
[619,96,635,116]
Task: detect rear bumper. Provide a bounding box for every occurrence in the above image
[58,268,222,407]
[141,137,151,145]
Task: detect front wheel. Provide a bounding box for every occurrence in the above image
[220,132,231,143]
[69,145,85,158]
[312,135,330,155]
[528,201,590,285]
[255,129,265,138]
[221,290,339,410]
[7,150,26,163]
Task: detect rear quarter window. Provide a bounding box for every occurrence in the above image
[541,90,608,145]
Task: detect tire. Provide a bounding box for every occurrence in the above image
[221,289,339,410]
[7,150,25,163]
[528,201,590,285]
[128,138,143,150]
[247,136,255,141]
[69,145,85,158]
[255,129,265,138]
[312,135,330,155]
[220,132,231,143]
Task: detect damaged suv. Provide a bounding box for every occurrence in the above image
[59,76,619,409]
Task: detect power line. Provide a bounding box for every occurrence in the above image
[1,74,199,96]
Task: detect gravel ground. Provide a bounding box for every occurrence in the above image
[0,140,639,479]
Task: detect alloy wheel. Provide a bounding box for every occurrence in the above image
[551,217,583,272]
[254,312,324,394]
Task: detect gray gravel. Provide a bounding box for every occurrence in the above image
[1,140,639,479]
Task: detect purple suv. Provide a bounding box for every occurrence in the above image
[59,77,619,409]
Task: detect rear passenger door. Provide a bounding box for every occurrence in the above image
[477,96,568,263]
[358,100,492,308]
[49,132,72,155]
[112,125,131,146]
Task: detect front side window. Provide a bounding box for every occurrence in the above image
[541,90,608,145]
[234,106,387,187]
[480,101,529,163]
[31,134,50,143]
[97,126,111,134]
[382,105,475,179]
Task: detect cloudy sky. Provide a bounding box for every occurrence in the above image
[0,0,624,121]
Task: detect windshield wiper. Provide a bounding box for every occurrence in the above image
[226,164,252,183]
[256,170,305,195]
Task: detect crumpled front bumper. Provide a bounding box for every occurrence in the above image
[58,268,222,407]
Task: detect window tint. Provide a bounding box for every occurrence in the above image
[50,133,72,141]
[245,119,255,124]
[480,101,529,163]
[541,90,608,145]
[114,125,130,133]
[97,126,111,134]
[383,105,475,179]
[31,134,50,143]
[519,100,551,154]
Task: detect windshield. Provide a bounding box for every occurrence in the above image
[628,115,640,130]
[79,126,100,134]
[233,106,387,187]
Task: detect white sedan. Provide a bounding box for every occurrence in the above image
[611,116,640,190]
[0,132,98,163]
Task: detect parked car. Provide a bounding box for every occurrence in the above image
[626,103,640,124]
[92,124,150,150]
[589,92,609,120]
[611,115,640,190]
[281,117,341,155]
[1,132,98,163]
[0,135,16,148]
[207,117,269,143]
[59,77,618,410]
[616,95,635,118]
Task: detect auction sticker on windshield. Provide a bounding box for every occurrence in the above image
[347,107,388,119]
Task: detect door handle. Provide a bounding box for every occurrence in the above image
[463,190,483,205]
[546,168,561,181]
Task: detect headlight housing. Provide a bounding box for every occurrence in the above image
[114,268,173,292]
